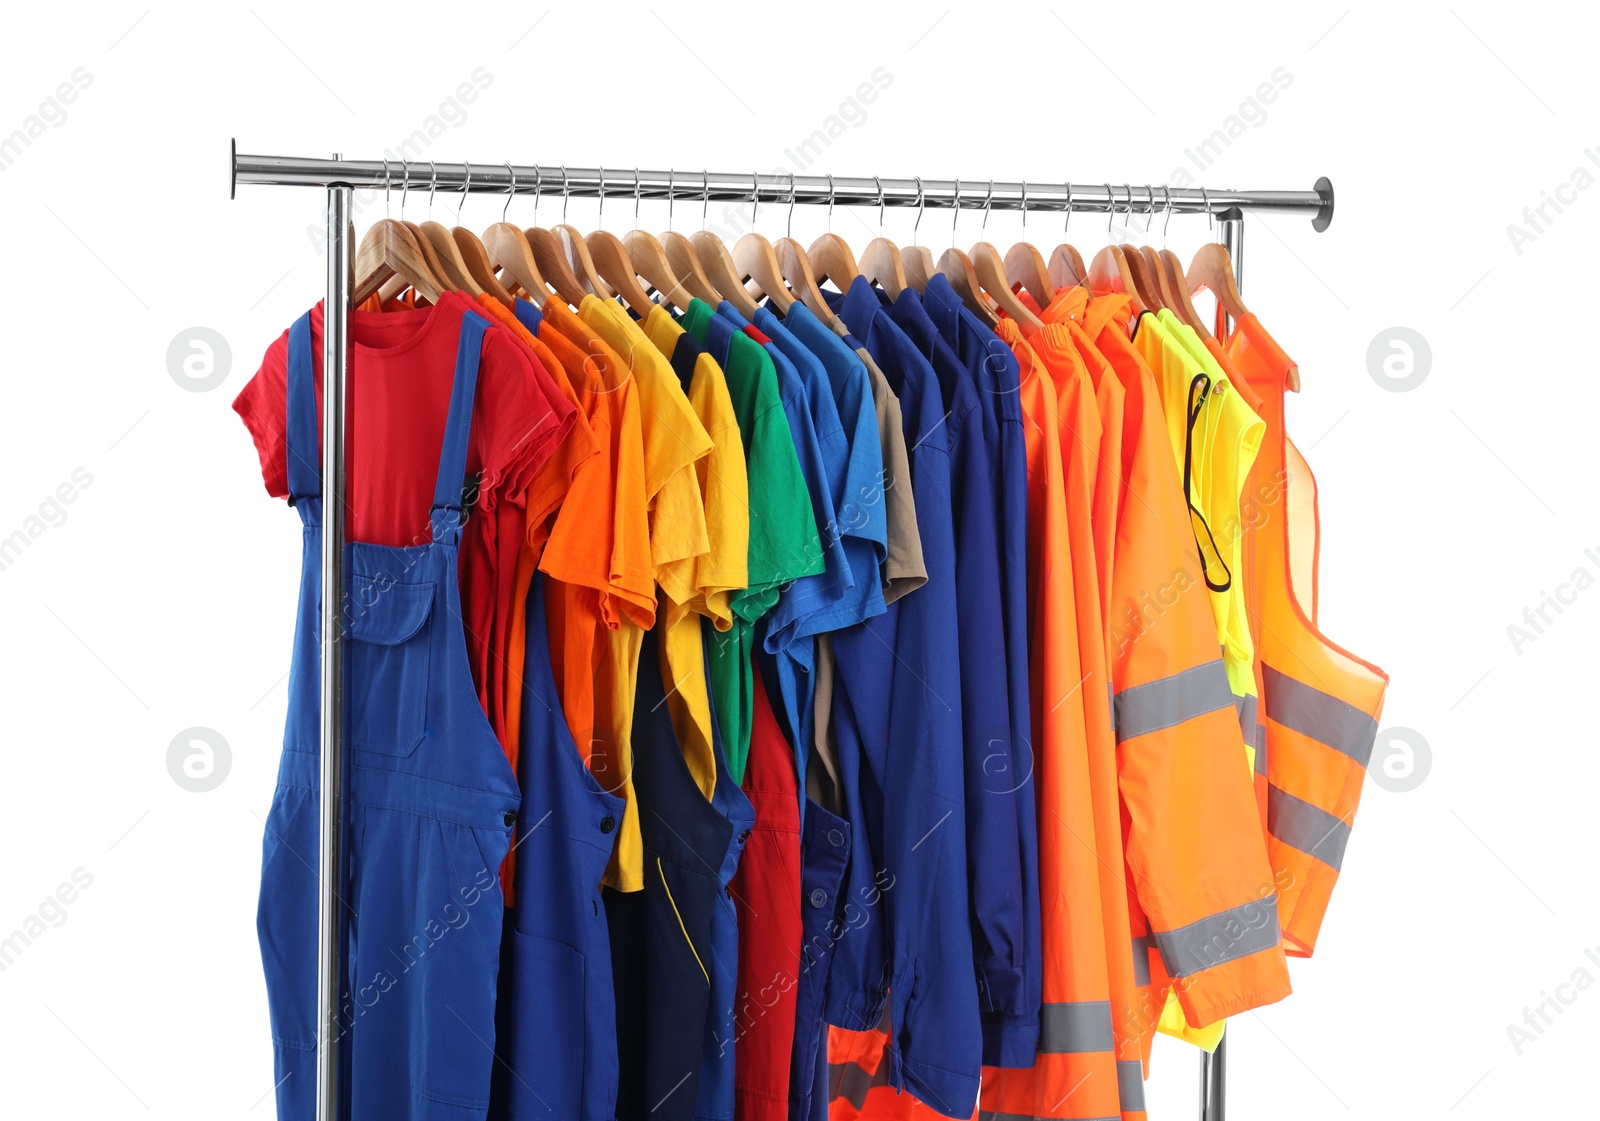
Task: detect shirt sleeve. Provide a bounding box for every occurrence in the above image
[472,327,575,519]
[231,327,293,499]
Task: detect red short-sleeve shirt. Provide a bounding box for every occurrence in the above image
[233,291,576,706]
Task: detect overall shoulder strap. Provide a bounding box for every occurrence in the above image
[429,309,491,545]
[285,310,321,516]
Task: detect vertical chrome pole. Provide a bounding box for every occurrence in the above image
[317,164,352,1121]
[1199,203,1243,1121]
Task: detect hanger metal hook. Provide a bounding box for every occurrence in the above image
[400,160,411,220]
[873,176,885,234]
[752,170,760,228]
[913,176,925,245]
[1104,182,1114,237]
[980,179,995,233]
[952,177,961,244]
[598,168,607,229]
[1200,186,1212,232]
[702,169,710,229]
[382,158,391,219]
[1122,183,1134,237]
[635,168,643,230]
[826,173,836,233]
[503,163,516,223]
[788,172,797,239]
[1020,180,1028,231]
[532,164,541,226]
[428,160,438,218]
[559,165,569,225]
[456,163,470,225]
[1162,184,1174,243]
[1063,180,1071,234]
[667,169,676,230]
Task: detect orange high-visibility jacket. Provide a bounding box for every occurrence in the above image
[1222,314,1388,957]
[1087,294,1292,1048]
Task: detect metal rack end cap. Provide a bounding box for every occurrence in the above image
[230,137,237,200]
[1312,176,1334,232]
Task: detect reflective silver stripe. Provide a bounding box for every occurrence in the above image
[1118,1060,1147,1113]
[828,1060,889,1110]
[1038,1000,1115,1053]
[1113,660,1232,742]
[979,1106,1120,1113]
[1152,897,1283,979]
[1260,664,1378,767]
[1131,936,1152,986]
[1253,720,1268,774]
[1234,692,1258,746]
[1268,784,1352,871]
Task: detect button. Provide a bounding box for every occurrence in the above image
[738,828,752,845]
[600,815,616,834]
[503,811,516,827]
[826,829,846,848]
[808,888,829,909]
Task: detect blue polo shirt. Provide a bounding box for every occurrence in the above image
[766,303,888,623]
[874,280,1041,1067]
[715,302,857,782]
[822,275,981,1110]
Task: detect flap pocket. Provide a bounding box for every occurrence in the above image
[349,576,433,645]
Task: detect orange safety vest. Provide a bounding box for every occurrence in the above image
[1222,314,1389,956]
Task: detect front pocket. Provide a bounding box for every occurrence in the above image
[348,574,433,756]
[500,932,588,1120]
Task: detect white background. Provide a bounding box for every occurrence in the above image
[1,2,1595,1117]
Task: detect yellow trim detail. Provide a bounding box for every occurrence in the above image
[657,857,709,984]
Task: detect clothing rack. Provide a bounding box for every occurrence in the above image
[230,141,1324,1121]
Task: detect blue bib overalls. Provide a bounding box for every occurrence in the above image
[489,571,625,1121]
[258,308,522,1121]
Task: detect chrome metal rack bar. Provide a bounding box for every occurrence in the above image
[231,142,1319,1121]
[232,143,1334,230]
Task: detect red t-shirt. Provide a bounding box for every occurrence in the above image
[233,291,576,710]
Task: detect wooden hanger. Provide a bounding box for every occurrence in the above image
[693,230,759,318]
[1005,242,1054,309]
[409,164,482,297]
[861,239,906,299]
[558,225,608,297]
[483,222,550,307]
[1120,242,1165,310]
[1046,181,1087,289]
[939,247,998,327]
[971,240,1044,333]
[452,227,515,305]
[623,228,695,311]
[526,226,589,308]
[588,229,657,314]
[1189,240,1295,388]
[355,218,443,306]
[856,178,907,299]
[776,237,837,324]
[450,166,523,306]
[663,229,723,305]
[1152,240,1211,341]
[902,244,935,292]
[935,183,997,326]
[419,221,483,296]
[734,232,796,315]
[1086,187,1143,311]
[808,232,859,294]
[1000,183,1056,310]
